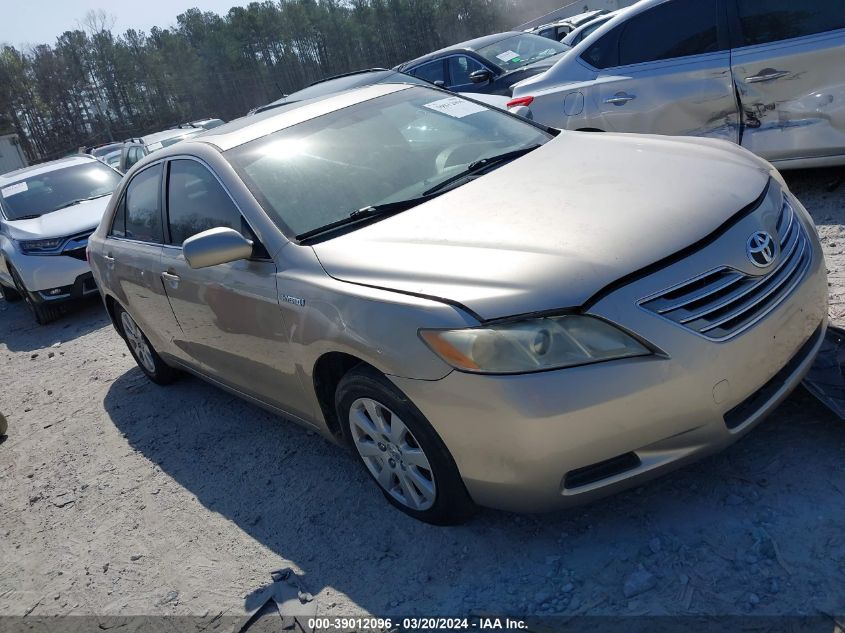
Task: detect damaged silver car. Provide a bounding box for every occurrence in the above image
[88,84,828,524]
[509,0,845,170]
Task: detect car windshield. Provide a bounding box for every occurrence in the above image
[226,86,551,238]
[476,34,568,71]
[104,151,121,168]
[91,143,123,158]
[0,161,121,221]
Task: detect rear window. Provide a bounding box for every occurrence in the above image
[0,161,120,221]
[736,0,845,46]
[582,0,720,69]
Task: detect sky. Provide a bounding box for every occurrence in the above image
[0,0,253,48]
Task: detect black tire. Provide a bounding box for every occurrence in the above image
[114,303,179,385]
[0,282,22,303]
[336,365,476,525]
[9,266,61,325]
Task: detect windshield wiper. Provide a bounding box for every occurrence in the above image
[423,144,543,197]
[12,214,42,220]
[297,195,438,243]
[51,193,111,212]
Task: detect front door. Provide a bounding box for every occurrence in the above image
[730,0,845,162]
[585,0,739,142]
[158,158,311,419]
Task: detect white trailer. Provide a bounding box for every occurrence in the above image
[0,134,28,175]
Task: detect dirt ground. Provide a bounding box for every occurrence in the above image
[1,168,844,623]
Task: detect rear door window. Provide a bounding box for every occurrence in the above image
[583,0,721,69]
[735,0,845,46]
[166,159,242,246]
[410,60,447,85]
[109,196,126,238]
[124,166,163,243]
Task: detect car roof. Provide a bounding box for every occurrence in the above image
[191,83,415,152]
[257,69,396,111]
[399,31,525,68]
[0,154,98,186]
[141,128,201,145]
[530,9,607,31]
[562,10,619,42]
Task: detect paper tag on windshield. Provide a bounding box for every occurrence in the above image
[1,182,28,198]
[423,97,487,119]
[495,50,521,63]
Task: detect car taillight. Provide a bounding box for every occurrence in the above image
[507,96,535,108]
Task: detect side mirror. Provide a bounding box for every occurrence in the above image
[183,227,253,269]
[469,70,493,84]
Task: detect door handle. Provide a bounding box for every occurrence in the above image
[104,253,115,266]
[161,271,180,286]
[604,92,636,106]
[745,70,789,84]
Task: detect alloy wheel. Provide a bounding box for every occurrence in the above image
[120,311,156,374]
[349,397,437,511]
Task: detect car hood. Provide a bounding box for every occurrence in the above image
[312,133,770,321]
[4,196,111,240]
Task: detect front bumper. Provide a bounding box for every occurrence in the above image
[391,196,829,513]
[8,250,95,301]
[30,271,98,304]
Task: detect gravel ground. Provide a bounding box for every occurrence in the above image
[1,168,844,623]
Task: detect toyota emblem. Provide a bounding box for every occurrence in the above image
[747,231,776,268]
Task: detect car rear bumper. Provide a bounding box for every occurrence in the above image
[390,196,829,513]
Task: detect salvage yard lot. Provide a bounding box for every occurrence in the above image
[1,168,845,619]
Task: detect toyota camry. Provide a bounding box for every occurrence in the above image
[87,84,828,524]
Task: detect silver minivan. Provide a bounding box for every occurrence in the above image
[509,0,845,169]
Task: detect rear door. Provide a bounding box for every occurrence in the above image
[103,163,179,348]
[729,0,845,162]
[158,158,310,418]
[582,0,739,141]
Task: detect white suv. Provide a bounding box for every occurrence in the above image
[0,155,122,323]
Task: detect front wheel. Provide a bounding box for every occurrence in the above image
[336,366,476,525]
[115,304,179,385]
[9,267,60,325]
[0,282,22,303]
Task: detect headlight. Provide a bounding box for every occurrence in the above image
[17,238,64,254]
[419,315,651,374]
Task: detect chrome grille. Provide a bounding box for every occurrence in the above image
[640,200,812,341]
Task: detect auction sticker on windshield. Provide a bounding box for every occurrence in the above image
[423,97,487,119]
[1,182,28,198]
[495,50,521,63]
